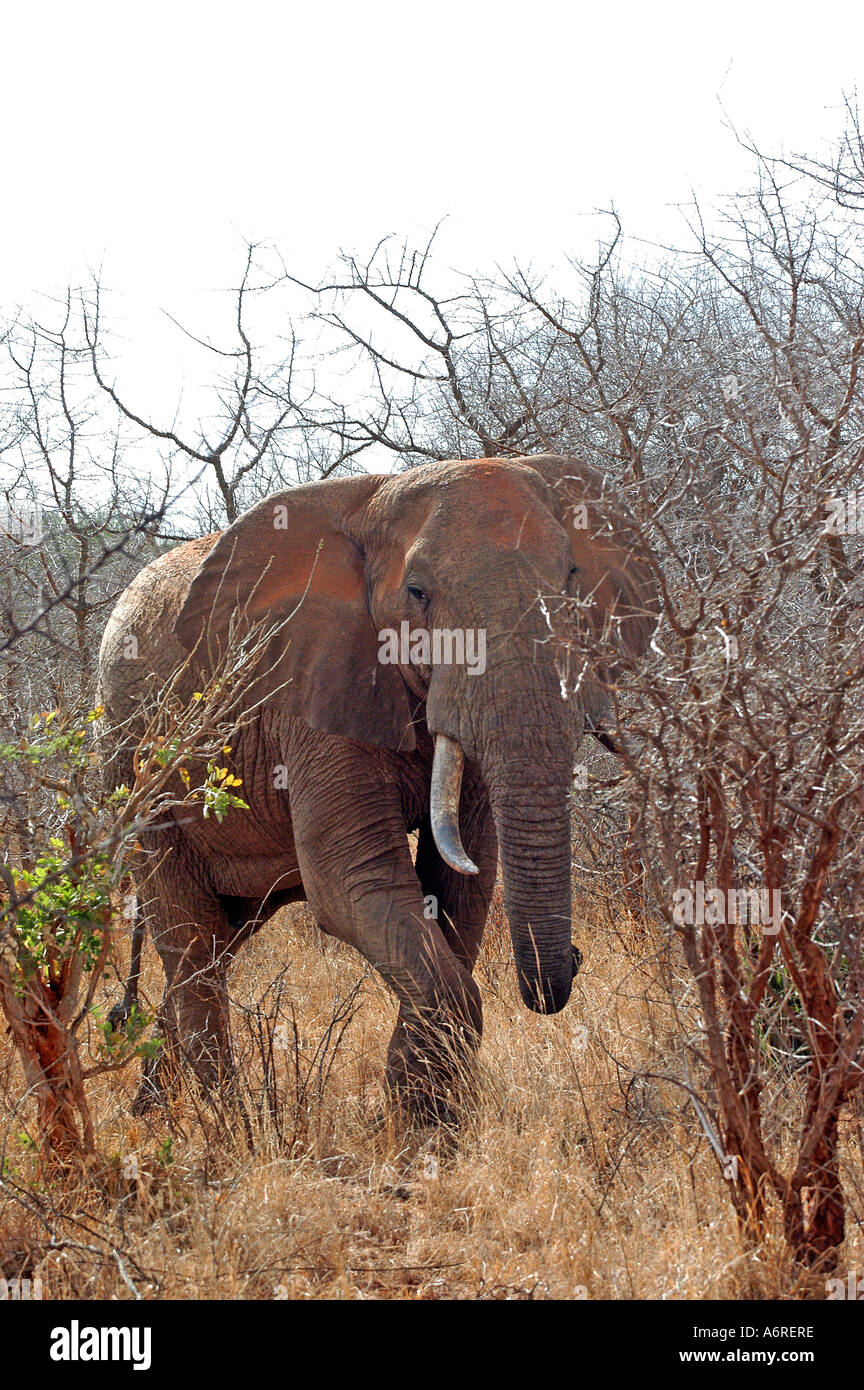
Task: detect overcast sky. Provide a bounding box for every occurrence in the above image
[2,0,862,425]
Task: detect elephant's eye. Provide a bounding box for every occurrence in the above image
[407,583,429,604]
[568,565,581,592]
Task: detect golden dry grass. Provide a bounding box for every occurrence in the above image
[2,886,864,1300]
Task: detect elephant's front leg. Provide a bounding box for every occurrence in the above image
[406,798,497,1108]
[288,733,482,1125]
[381,924,484,1126]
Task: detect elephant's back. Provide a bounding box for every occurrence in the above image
[96,532,222,726]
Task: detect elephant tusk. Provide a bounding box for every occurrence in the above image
[430,734,479,875]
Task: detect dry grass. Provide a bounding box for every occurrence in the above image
[2,885,864,1301]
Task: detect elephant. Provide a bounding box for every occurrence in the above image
[96,454,658,1123]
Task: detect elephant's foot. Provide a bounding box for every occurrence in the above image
[108,994,137,1033]
[385,1044,471,1134]
[131,1042,177,1115]
[386,1104,463,1175]
[131,1053,239,1120]
[132,1071,169,1116]
[389,1081,462,1133]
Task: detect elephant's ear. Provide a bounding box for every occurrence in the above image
[521,454,659,668]
[174,476,417,751]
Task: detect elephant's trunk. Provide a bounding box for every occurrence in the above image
[428,686,576,1015]
[482,748,575,1014]
[425,574,579,1016]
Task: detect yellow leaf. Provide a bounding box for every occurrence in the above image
[192,692,203,702]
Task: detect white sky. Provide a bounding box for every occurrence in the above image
[1,0,862,428]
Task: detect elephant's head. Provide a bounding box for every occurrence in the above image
[174,455,658,1016]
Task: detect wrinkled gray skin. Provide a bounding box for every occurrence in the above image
[97,455,658,1121]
